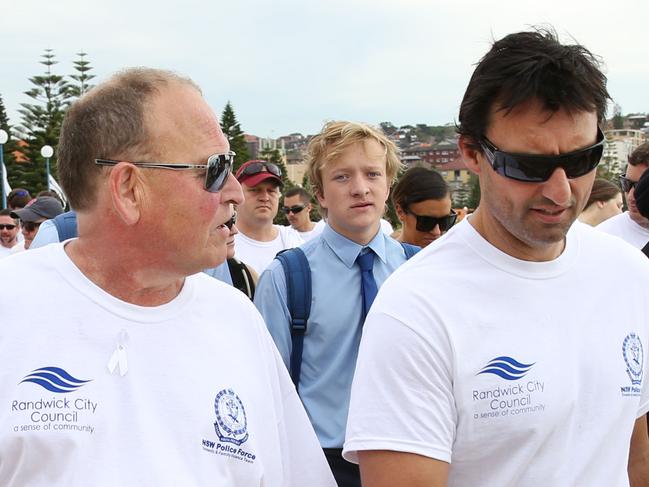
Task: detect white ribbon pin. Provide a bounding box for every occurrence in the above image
[107,329,129,376]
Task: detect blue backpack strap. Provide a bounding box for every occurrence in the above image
[52,211,78,242]
[275,248,312,391]
[400,241,421,259]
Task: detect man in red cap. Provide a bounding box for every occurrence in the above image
[234,160,303,274]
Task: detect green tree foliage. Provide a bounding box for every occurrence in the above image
[16,49,71,194]
[466,173,481,210]
[258,147,294,226]
[221,102,250,172]
[68,51,95,98]
[612,104,624,130]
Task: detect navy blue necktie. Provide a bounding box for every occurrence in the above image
[357,249,378,320]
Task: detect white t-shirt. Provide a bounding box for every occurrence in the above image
[596,211,649,249]
[296,224,324,242]
[234,225,303,275]
[344,220,649,486]
[0,244,335,487]
[0,244,15,258]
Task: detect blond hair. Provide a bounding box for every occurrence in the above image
[306,121,402,200]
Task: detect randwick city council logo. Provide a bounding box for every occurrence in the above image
[472,356,545,420]
[20,367,91,393]
[214,388,249,446]
[477,356,535,381]
[621,333,643,397]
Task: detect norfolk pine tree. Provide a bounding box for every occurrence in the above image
[221,102,250,172]
[16,49,71,194]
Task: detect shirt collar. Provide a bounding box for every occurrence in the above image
[321,223,387,268]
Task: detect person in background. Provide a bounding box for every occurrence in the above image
[255,121,411,487]
[0,209,20,257]
[10,195,63,251]
[578,178,623,226]
[283,186,322,242]
[204,212,259,300]
[597,142,649,249]
[7,188,31,210]
[392,166,456,247]
[234,160,303,274]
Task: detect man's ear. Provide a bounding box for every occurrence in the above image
[108,162,144,226]
[458,135,483,176]
[316,188,327,210]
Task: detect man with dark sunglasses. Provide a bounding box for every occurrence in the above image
[344,29,649,486]
[0,208,20,257]
[0,68,334,486]
[233,159,303,274]
[283,186,321,242]
[597,142,649,250]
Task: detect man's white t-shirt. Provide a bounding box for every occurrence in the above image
[296,224,324,242]
[0,244,15,258]
[234,225,303,275]
[344,220,649,486]
[0,244,335,487]
[596,211,649,249]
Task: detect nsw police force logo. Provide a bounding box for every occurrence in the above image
[623,333,644,386]
[214,389,248,446]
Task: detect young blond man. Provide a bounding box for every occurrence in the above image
[254,121,414,487]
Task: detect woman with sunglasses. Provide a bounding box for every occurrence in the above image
[392,167,456,248]
[578,178,623,227]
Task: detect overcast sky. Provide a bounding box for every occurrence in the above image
[1,0,647,138]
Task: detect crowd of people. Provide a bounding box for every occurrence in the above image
[1,26,648,487]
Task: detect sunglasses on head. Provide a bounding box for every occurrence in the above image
[0,224,17,230]
[407,209,457,233]
[480,127,604,183]
[282,205,306,215]
[240,162,282,179]
[619,176,638,193]
[21,221,42,232]
[95,151,235,193]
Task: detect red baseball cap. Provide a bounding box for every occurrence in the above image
[235,160,283,187]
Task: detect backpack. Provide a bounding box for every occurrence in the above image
[52,211,78,241]
[227,257,256,300]
[275,241,420,390]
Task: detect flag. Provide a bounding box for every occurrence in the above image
[2,162,10,196]
[48,174,68,209]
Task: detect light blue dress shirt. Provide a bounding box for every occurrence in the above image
[203,261,233,285]
[254,224,409,448]
[29,219,60,249]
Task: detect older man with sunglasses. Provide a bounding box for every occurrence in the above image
[343,29,649,486]
[0,68,334,486]
[597,142,649,251]
[233,159,303,274]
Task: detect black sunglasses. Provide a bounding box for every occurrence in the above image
[480,127,604,182]
[21,221,42,232]
[619,176,638,193]
[224,212,237,230]
[95,151,235,193]
[407,209,457,233]
[0,224,17,230]
[239,161,282,179]
[282,205,306,215]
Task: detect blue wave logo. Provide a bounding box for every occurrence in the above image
[477,356,534,381]
[20,367,91,393]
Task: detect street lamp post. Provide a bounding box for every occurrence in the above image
[0,129,8,209]
[41,145,54,190]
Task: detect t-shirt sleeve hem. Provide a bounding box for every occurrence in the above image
[342,439,451,465]
[637,399,649,418]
